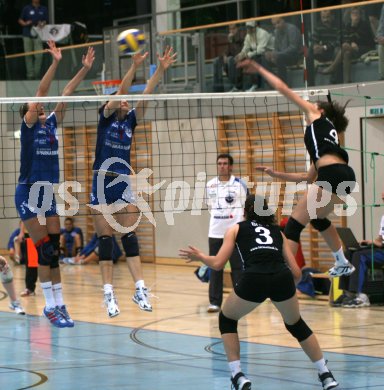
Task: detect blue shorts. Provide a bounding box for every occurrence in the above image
[90,173,135,206]
[15,183,58,221]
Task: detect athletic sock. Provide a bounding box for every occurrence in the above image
[332,247,348,265]
[103,284,113,294]
[135,280,145,290]
[41,281,56,309]
[52,283,64,306]
[228,360,241,378]
[314,358,329,374]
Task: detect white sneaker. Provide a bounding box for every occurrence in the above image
[207,304,220,313]
[104,290,120,317]
[343,293,370,308]
[328,262,355,277]
[132,287,152,312]
[9,300,25,315]
[231,372,252,390]
[229,87,241,92]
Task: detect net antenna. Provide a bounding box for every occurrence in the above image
[92,79,121,95]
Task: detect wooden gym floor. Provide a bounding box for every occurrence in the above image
[1,262,384,389]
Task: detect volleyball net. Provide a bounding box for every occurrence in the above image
[0,89,383,268]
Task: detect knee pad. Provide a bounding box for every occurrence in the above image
[219,311,238,335]
[284,217,305,243]
[49,233,60,269]
[310,218,331,232]
[1,267,13,284]
[36,236,55,266]
[122,232,139,257]
[98,235,113,261]
[285,317,313,342]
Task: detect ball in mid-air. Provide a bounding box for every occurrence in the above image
[117,29,146,55]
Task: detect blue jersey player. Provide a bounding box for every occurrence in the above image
[90,47,176,318]
[15,40,95,328]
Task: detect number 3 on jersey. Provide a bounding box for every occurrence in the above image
[254,226,273,245]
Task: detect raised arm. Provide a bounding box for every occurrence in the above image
[135,46,177,121]
[104,51,149,117]
[54,46,95,123]
[24,40,62,126]
[179,224,238,270]
[256,163,317,184]
[238,59,320,123]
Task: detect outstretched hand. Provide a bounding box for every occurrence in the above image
[179,245,205,263]
[46,40,62,62]
[132,51,149,67]
[158,46,177,70]
[82,46,95,69]
[255,165,275,177]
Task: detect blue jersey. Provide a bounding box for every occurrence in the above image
[19,4,49,37]
[92,109,137,175]
[60,227,83,254]
[18,113,59,184]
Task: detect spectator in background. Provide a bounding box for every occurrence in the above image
[377,4,384,80]
[18,0,48,80]
[306,10,342,86]
[320,7,375,83]
[62,233,123,265]
[236,21,274,92]
[213,23,245,92]
[263,17,301,85]
[8,221,25,264]
[336,191,384,308]
[60,217,83,258]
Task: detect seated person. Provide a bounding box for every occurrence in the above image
[62,233,123,265]
[60,217,83,258]
[306,9,342,86]
[236,21,273,91]
[263,16,301,85]
[320,7,375,83]
[213,23,245,92]
[337,209,384,308]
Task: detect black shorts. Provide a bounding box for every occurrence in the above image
[234,268,296,303]
[316,163,356,195]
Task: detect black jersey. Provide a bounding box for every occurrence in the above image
[304,116,349,164]
[235,220,287,273]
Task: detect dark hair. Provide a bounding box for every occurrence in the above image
[217,153,233,165]
[64,217,74,223]
[317,100,350,133]
[244,194,276,225]
[19,103,29,119]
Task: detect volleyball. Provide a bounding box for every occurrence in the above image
[117,29,146,55]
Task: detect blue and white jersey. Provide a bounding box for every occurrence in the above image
[92,109,137,175]
[206,175,248,238]
[18,112,59,184]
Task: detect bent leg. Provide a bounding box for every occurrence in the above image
[221,291,261,362]
[272,295,323,362]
